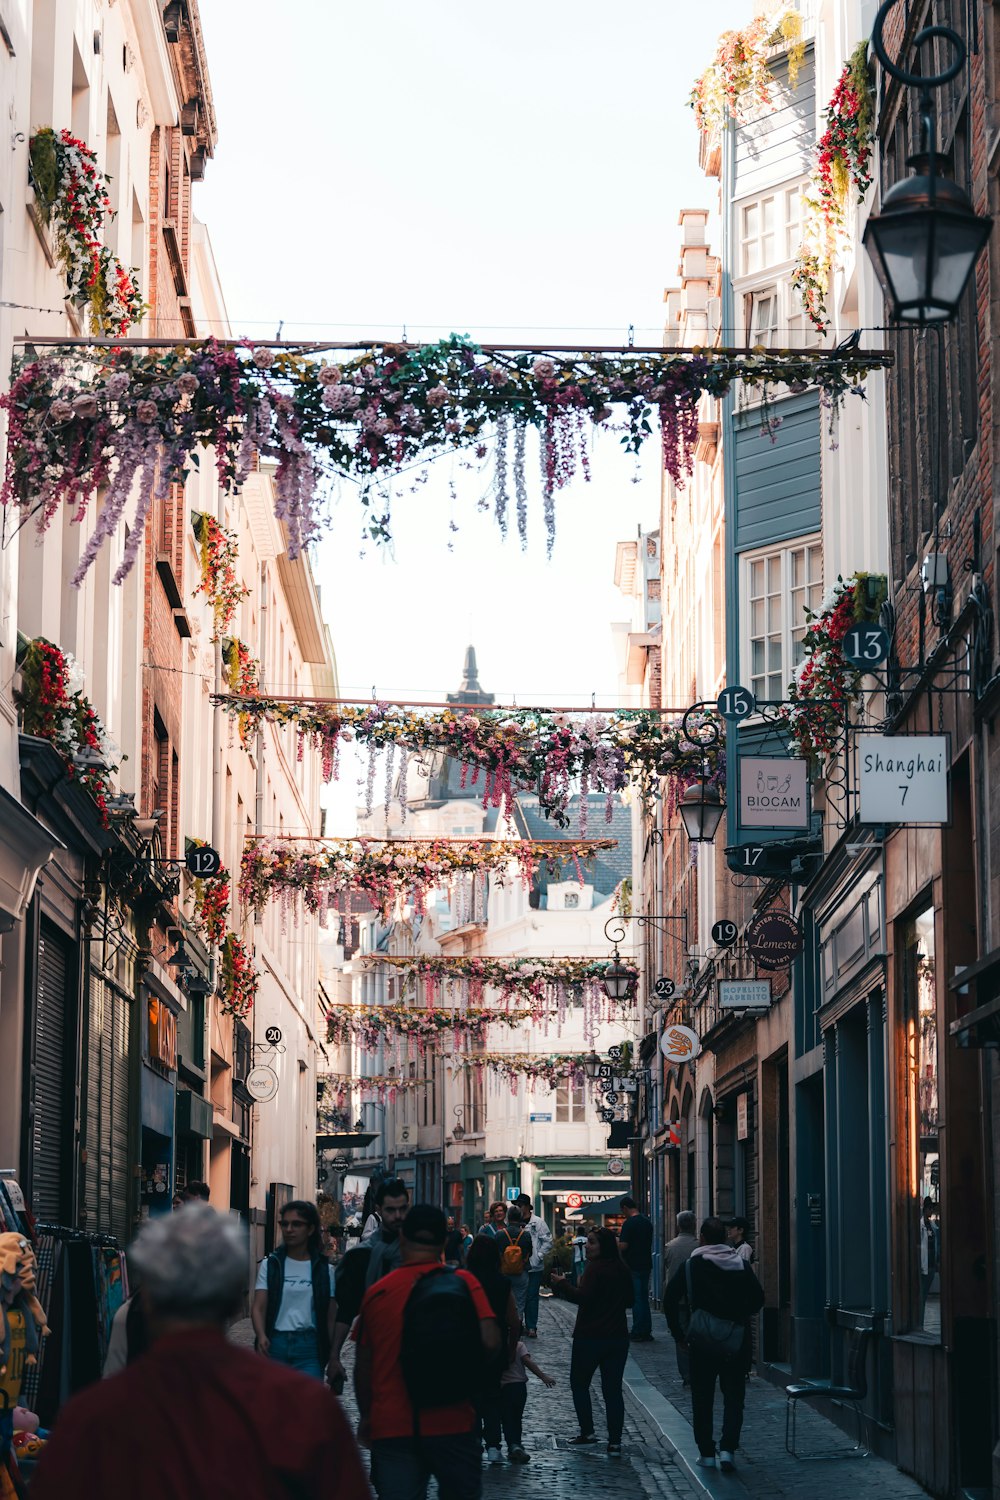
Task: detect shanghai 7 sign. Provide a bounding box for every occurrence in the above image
[739,757,810,830]
[857,735,949,824]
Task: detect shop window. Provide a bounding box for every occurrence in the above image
[742,539,823,703]
[901,905,940,1341]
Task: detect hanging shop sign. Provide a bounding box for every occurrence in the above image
[330,1156,351,1172]
[857,734,949,824]
[607,1157,626,1176]
[745,910,804,970]
[737,1094,749,1141]
[147,997,177,1071]
[718,979,772,1010]
[186,843,223,877]
[654,976,676,1000]
[712,919,738,947]
[739,756,810,830]
[246,1065,279,1103]
[660,1024,702,1063]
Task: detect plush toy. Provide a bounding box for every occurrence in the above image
[0,1236,48,1375]
[9,1412,36,1436]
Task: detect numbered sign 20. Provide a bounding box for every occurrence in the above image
[717,684,756,721]
[842,624,890,668]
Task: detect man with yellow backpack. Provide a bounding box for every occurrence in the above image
[497,1205,533,1328]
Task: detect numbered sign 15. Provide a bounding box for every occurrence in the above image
[717,684,756,721]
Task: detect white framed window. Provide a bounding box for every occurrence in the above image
[743,281,816,350]
[749,289,779,346]
[742,539,823,703]
[738,183,807,276]
[556,1080,586,1123]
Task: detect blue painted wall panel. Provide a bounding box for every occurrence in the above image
[734,390,821,551]
[734,49,815,199]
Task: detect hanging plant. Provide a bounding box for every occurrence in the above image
[28,127,145,336]
[690,8,804,135]
[221,637,260,747]
[219,933,258,1018]
[238,835,615,924]
[16,636,121,823]
[322,1073,430,1104]
[326,1004,538,1050]
[451,1052,588,1090]
[791,42,875,331]
[776,571,887,760]
[0,338,887,587]
[192,512,251,638]
[211,697,723,831]
[360,952,638,1005]
[186,839,230,947]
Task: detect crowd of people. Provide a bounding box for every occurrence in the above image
[26,1186,765,1498]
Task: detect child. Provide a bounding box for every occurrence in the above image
[499,1338,556,1462]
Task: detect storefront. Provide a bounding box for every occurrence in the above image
[537,1172,627,1235]
[140,968,182,1220]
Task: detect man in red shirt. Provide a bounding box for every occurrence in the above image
[355,1204,501,1500]
[30,1204,371,1500]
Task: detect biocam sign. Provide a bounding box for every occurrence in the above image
[739,756,810,830]
[858,734,949,824]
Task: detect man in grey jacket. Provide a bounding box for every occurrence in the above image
[663,1210,699,1382]
[516,1192,553,1338]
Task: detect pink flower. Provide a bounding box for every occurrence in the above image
[318,364,341,385]
[426,385,449,407]
[321,385,346,411]
[176,373,200,395]
[252,347,276,370]
[135,400,158,423]
[50,399,74,422]
[72,394,98,419]
[533,357,556,379]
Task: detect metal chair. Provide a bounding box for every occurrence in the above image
[785,1328,871,1459]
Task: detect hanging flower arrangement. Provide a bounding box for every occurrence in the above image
[219,933,258,1018]
[0,338,886,587]
[451,1052,587,1090]
[654,709,726,815]
[221,638,260,747]
[322,1073,429,1104]
[28,128,144,336]
[16,636,121,823]
[791,42,875,331]
[360,953,638,1006]
[239,835,613,924]
[213,696,724,831]
[192,512,251,638]
[690,9,805,135]
[777,572,887,760]
[185,841,231,948]
[326,1004,538,1051]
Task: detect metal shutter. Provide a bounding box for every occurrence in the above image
[84,971,131,1242]
[31,921,73,1222]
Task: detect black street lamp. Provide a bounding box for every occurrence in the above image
[863,1,992,323]
[677,775,726,844]
[583,1051,602,1081]
[602,953,634,1004]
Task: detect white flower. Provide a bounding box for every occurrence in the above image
[63,652,86,697]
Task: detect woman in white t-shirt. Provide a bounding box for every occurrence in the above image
[251,1200,335,1380]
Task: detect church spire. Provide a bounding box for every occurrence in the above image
[446,645,494,706]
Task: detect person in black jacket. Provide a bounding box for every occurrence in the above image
[662,1216,764,1473]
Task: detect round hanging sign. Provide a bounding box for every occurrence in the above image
[654,977,676,1000]
[186,843,222,877]
[246,1065,279,1102]
[330,1155,351,1172]
[607,1157,626,1176]
[745,910,804,970]
[660,1023,702,1064]
[264,1025,283,1046]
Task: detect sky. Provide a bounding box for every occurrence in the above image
[196,1,752,819]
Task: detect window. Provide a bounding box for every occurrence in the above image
[749,289,779,346]
[743,540,822,703]
[556,1080,586,1123]
[901,905,940,1341]
[740,196,777,275]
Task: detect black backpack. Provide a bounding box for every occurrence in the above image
[400,1267,486,1411]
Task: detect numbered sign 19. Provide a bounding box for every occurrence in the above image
[842,624,890,668]
[717,684,756,721]
[711,919,739,948]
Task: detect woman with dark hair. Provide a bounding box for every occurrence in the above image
[551,1227,633,1455]
[251,1199,336,1380]
[466,1234,521,1464]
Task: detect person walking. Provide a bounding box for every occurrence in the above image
[251,1200,336,1381]
[618,1196,654,1342]
[466,1235,521,1465]
[354,1204,501,1500]
[662,1210,699,1384]
[551,1226,633,1455]
[515,1193,552,1340]
[498,1337,556,1462]
[663,1216,764,1473]
[31,1206,370,1500]
[328,1177,410,1391]
[726,1217,754,1264]
[480,1201,508,1236]
[497,1204,532,1326]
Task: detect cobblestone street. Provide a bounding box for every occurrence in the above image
[233,1301,932,1500]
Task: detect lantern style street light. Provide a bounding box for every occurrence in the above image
[583,1051,602,1081]
[677,776,726,844]
[863,1,992,323]
[602,952,634,1004]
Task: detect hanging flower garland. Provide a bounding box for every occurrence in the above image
[239,836,614,923]
[15,637,121,823]
[791,43,875,331]
[192,512,251,638]
[213,697,725,830]
[221,638,260,747]
[451,1052,587,1090]
[0,338,887,587]
[220,933,258,1018]
[690,9,805,135]
[326,1004,538,1051]
[360,953,638,1006]
[322,1073,429,1105]
[185,840,231,948]
[776,572,887,759]
[28,128,144,336]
